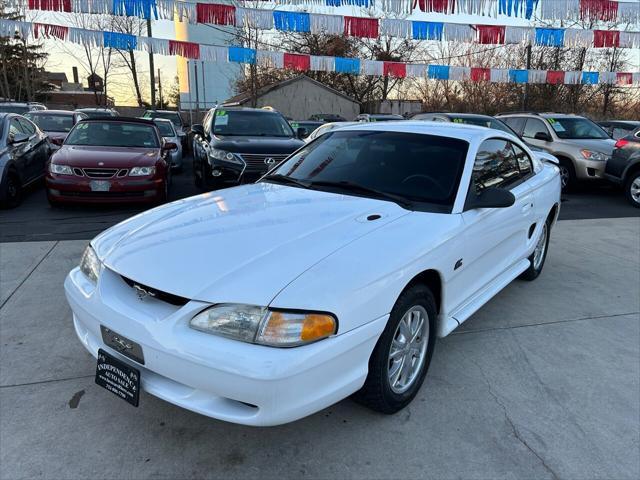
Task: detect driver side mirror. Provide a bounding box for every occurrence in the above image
[296,127,309,139]
[191,124,204,136]
[466,187,516,210]
[162,141,178,151]
[533,131,552,142]
[9,133,29,145]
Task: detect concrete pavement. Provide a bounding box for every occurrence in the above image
[0,218,638,479]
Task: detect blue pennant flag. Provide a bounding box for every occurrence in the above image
[228,47,256,64]
[273,11,310,33]
[509,69,529,83]
[582,72,599,84]
[335,57,360,74]
[412,22,443,41]
[112,0,158,20]
[535,28,565,47]
[103,32,137,50]
[498,0,539,19]
[428,65,449,80]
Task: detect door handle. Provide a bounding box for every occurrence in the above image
[521,203,534,213]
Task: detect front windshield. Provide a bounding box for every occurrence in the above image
[144,111,181,127]
[547,117,609,139]
[0,104,29,114]
[269,130,468,207]
[26,113,74,132]
[65,122,159,148]
[154,121,175,137]
[213,110,294,137]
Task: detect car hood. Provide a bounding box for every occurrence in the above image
[561,138,616,154]
[93,183,410,305]
[52,145,160,167]
[213,136,304,154]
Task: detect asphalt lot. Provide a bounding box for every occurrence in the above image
[0,218,638,479]
[0,155,638,242]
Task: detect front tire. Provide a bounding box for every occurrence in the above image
[521,218,551,281]
[353,284,437,414]
[0,171,22,209]
[624,171,640,208]
[558,158,576,191]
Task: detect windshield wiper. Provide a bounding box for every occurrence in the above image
[261,174,311,189]
[307,180,414,208]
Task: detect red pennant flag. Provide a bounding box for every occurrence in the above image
[470,68,490,82]
[283,53,310,71]
[28,0,71,12]
[169,40,200,59]
[546,71,565,85]
[593,30,620,48]
[476,25,506,44]
[616,73,633,85]
[383,62,406,78]
[344,17,379,38]
[580,0,619,22]
[34,23,68,40]
[196,3,235,25]
[414,0,453,13]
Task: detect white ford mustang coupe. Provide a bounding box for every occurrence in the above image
[66,122,561,426]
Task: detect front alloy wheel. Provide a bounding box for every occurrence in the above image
[625,172,640,208]
[353,284,436,414]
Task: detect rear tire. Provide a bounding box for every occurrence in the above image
[624,171,640,208]
[520,217,551,281]
[0,171,22,209]
[353,284,437,414]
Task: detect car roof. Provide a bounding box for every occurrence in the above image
[79,116,156,125]
[0,102,28,106]
[215,106,282,114]
[76,108,114,112]
[27,109,75,115]
[599,120,640,125]
[144,109,179,114]
[333,120,513,142]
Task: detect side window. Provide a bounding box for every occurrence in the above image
[511,142,533,177]
[18,118,36,135]
[472,139,521,194]
[502,117,526,134]
[8,118,24,138]
[522,118,550,139]
[611,127,628,140]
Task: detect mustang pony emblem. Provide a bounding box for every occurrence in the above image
[133,284,156,300]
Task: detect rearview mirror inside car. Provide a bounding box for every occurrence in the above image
[534,131,552,142]
[466,187,516,210]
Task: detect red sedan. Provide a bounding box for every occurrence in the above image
[25,110,87,150]
[46,118,175,205]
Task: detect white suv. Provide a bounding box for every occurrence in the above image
[497,113,615,189]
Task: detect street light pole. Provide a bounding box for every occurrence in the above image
[147,17,156,107]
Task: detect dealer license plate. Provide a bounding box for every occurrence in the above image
[95,349,140,407]
[90,180,110,192]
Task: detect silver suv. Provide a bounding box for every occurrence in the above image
[497,112,615,189]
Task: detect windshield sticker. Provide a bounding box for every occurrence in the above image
[549,120,566,132]
[215,110,226,117]
[453,118,464,123]
[215,115,228,126]
[290,122,299,129]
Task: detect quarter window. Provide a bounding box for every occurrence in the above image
[472,139,521,194]
[8,118,24,138]
[18,118,37,135]
[512,143,533,177]
[522,118,550,139]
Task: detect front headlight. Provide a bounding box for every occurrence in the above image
[209,148,243,165]
[189,305,337,347]
[79,245,101,283]
[50,163,73,175]
[580,150,609,161]
[129,166,156,176]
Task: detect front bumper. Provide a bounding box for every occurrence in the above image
[47,174,165,204]
[574,157,607,181]
[65,267,386,426]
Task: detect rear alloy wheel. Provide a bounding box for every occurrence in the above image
[0,172,22,209]
[521,219,551,281]
[625,172,640,208]
[353,284,436,414]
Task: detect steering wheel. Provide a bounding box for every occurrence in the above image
[401,174,448,198]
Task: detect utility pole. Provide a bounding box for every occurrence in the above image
[522,43,532,110]
[147,18,156,107]
[157,68,163,109]
[201,61,206,110]
[194,61,200,116]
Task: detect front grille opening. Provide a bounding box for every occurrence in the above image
[120,275,190,306]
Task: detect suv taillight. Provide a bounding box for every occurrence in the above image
[614,138,629,149]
